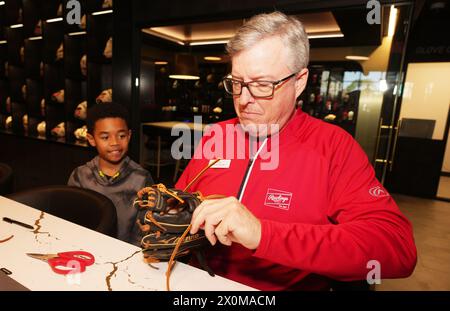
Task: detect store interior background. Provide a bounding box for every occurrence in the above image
[138,0,450,201]
[0,0,449,290]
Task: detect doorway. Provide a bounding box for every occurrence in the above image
[437,124,450,199]
[385,62,450,198]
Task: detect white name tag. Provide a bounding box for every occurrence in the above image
[209,159,231,169]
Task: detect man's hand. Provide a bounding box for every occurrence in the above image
[190,197,261,250]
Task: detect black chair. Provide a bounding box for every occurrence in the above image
[0,163,14,196]
[6,185,117,237]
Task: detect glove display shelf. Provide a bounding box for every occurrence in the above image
[0,0,113,146]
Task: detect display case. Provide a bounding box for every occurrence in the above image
[150,59,234,124]
[299,62,362,137]
[0,0,114,146]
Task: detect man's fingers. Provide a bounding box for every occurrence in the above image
[190,217,203,235]
[191,200,216,233]
[216,232,232,246]
[190,198,233,234]
[191,200,206,221]
[204,221,218,245]
[215,219,233,246]
[200,209,228,244]
[190,202,208,234]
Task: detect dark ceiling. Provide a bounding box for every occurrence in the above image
[141,3,388,60]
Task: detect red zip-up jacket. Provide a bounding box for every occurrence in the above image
[175,109,417,290]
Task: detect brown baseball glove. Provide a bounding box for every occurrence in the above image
[134,183,217,290]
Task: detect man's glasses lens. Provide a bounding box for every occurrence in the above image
[223,79,242,95]
[223,78,274,98]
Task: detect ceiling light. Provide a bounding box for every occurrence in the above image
[388,6,398,37]
[92,10,113,16]
[204,56,222,61]
[345,55,370,61]
[46,18,63,23]
[154,61,168,65]
[0,1,5,5]
[68,31,86,36]
[142,29,185,46]
[10,24,24,28]
[0,40,7,44]
[307,33,344,39]
[189,40,229,46]
[169,54,200,80]
[169,75,200,80]
[28,36,43,41]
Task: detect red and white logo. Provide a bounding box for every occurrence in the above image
[264,188,293,210]
[369,186,389,198]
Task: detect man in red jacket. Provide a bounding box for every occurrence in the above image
[175,11,417,290]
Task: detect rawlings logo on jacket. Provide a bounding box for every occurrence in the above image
[264,188,293,210]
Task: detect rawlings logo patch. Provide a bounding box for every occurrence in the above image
[264,188,293,210]
[369,186,390,198]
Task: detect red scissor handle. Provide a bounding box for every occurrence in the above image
[47,257,87,275]
[58,251,95,266]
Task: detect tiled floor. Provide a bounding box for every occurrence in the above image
[376,194,450,291]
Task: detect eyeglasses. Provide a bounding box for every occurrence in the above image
[222,72,298,98]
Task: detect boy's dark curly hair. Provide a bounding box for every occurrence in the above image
[86,102,130,134]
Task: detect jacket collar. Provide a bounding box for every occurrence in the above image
[89,156,131,185]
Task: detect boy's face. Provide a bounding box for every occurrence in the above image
[87,117,131,164]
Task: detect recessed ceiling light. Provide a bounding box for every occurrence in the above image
[154,61,168,65]
[345,55,370,61]
[142,29,185,46]
[92,10,113,16]
[307,33,344,39]
[169,74,200,80]
[68,31,86,36]
[204,56,222,61]
[189,40,229,46]
[46,18,63,23]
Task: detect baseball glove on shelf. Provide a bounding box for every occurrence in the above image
[134,182,222,291]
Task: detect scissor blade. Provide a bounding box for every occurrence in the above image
[26,253,57,261]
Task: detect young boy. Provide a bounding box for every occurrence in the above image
[68,102,153,245]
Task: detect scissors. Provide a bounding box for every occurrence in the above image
[27,251,95,275]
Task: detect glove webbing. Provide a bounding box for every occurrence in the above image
[166,224,192,291]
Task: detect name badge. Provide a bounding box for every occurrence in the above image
[209,159,231,169]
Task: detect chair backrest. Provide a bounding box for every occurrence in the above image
[0,163,14,196]
[6,185,117,237]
